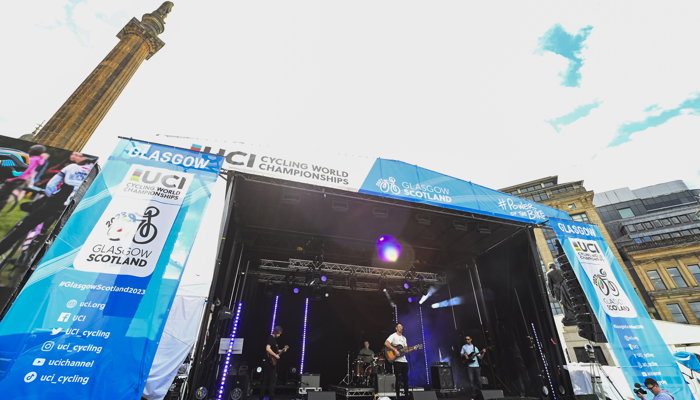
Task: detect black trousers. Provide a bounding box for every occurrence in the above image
[259,363,277,400]
[393,362,409,398]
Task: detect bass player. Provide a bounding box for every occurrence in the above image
[460,336,486,397]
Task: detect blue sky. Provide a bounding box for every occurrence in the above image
[1,1,698,192]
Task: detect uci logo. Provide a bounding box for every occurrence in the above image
[131,169,187,189]
[191,144,256,167]
[572,240,600,253]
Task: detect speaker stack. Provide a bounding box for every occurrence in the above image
[430,364,454,390]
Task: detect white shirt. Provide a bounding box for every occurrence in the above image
[385,332,408,363]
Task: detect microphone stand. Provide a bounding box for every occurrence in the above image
[339,351,352,386]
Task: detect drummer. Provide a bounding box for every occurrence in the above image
[357,340,375,364]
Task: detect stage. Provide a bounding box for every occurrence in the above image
[184,171,574,399]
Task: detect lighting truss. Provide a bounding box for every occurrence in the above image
[258,258,445,284]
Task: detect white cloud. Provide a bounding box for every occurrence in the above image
[2,0,698,192]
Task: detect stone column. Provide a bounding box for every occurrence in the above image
[34,2,174,150]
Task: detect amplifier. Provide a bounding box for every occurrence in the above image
[375,374,395,393]
[301,373,320,387]
[430,365,453,390]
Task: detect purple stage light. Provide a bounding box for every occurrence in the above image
[407,297,414,303]
[320,275,328,283]
[376,235,401,262]
[403,282,410,290]
[217,302,243,400]
[293,287,300,294]
[300,297,310,374]
[419,305,430,386]
[270,295,279,334]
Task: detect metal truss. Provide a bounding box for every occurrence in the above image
[258,258,445,284]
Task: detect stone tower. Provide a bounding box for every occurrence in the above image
[34,2,174,150]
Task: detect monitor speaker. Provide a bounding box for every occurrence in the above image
[430,365,454,389]
[411,391,438,400]
[308,392,336,400]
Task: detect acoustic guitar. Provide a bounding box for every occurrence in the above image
[384,344,423,363]
[268,345,290,366]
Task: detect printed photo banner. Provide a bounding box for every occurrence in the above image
[546,219,692,399]
[0,139,223,399]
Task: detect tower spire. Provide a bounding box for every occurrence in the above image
[34,2,174,150]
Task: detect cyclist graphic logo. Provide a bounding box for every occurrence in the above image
[592,269,620,297]
[376,177,401,195]
[105,207,159,245]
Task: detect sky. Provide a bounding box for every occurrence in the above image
[1,0,699,193]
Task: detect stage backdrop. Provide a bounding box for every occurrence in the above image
[547,219,693,399]
[0,139,222,400]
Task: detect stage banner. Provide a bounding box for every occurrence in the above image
[546,219,693,399]
[0,139,223,400]
[359,159,570,224]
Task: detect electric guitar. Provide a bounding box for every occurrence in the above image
[384,344,423,363]
[268,345,290,366]
[461,346,492,366]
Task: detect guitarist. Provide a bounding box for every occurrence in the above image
[384,323,410,399]
[460,336,486,397]
[260,326,285,400]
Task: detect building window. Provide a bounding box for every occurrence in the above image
[678,215,690,223]
[618,207,635,218]
[690,302,700,320]
[666,267,688,288]
[568,203,577,210]
[643,222,654,229]
[571,212,590,223]
[661,219,671,226]
[625,224,637,233]
[573,346,609,365]
[688,264,700,285]
[670,216,681,224]
[667,303,688,324]
[646,270,666,290]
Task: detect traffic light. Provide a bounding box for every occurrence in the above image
[557,255,608,343]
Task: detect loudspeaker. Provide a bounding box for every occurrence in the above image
[301,373,320,387]
[430,365,454,389]
[375,374,395,392]
[308,392,336,400]
[225,375,249,400]
[411,391,437,400]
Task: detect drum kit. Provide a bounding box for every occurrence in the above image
[351,356,386,387]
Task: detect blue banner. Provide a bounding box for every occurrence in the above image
[359,159,570,224]
[0,139,222,399]
[547,219,693,399]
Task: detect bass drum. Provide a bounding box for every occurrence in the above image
[353,360,366,377]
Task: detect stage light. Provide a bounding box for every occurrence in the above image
[217,302,243,400]
[418,286,438,305]
[376,235,401,262]
[293,287,300,294]
[324,292,330,298]
[256,366,262,373]
[270,295,279,335]
[407,297,414,303]
[403,282,410,290]
[320,275,328,283]
[430,296,463,309]
[300,298,310,374]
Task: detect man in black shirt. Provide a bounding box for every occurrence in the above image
[260,326,284,400]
